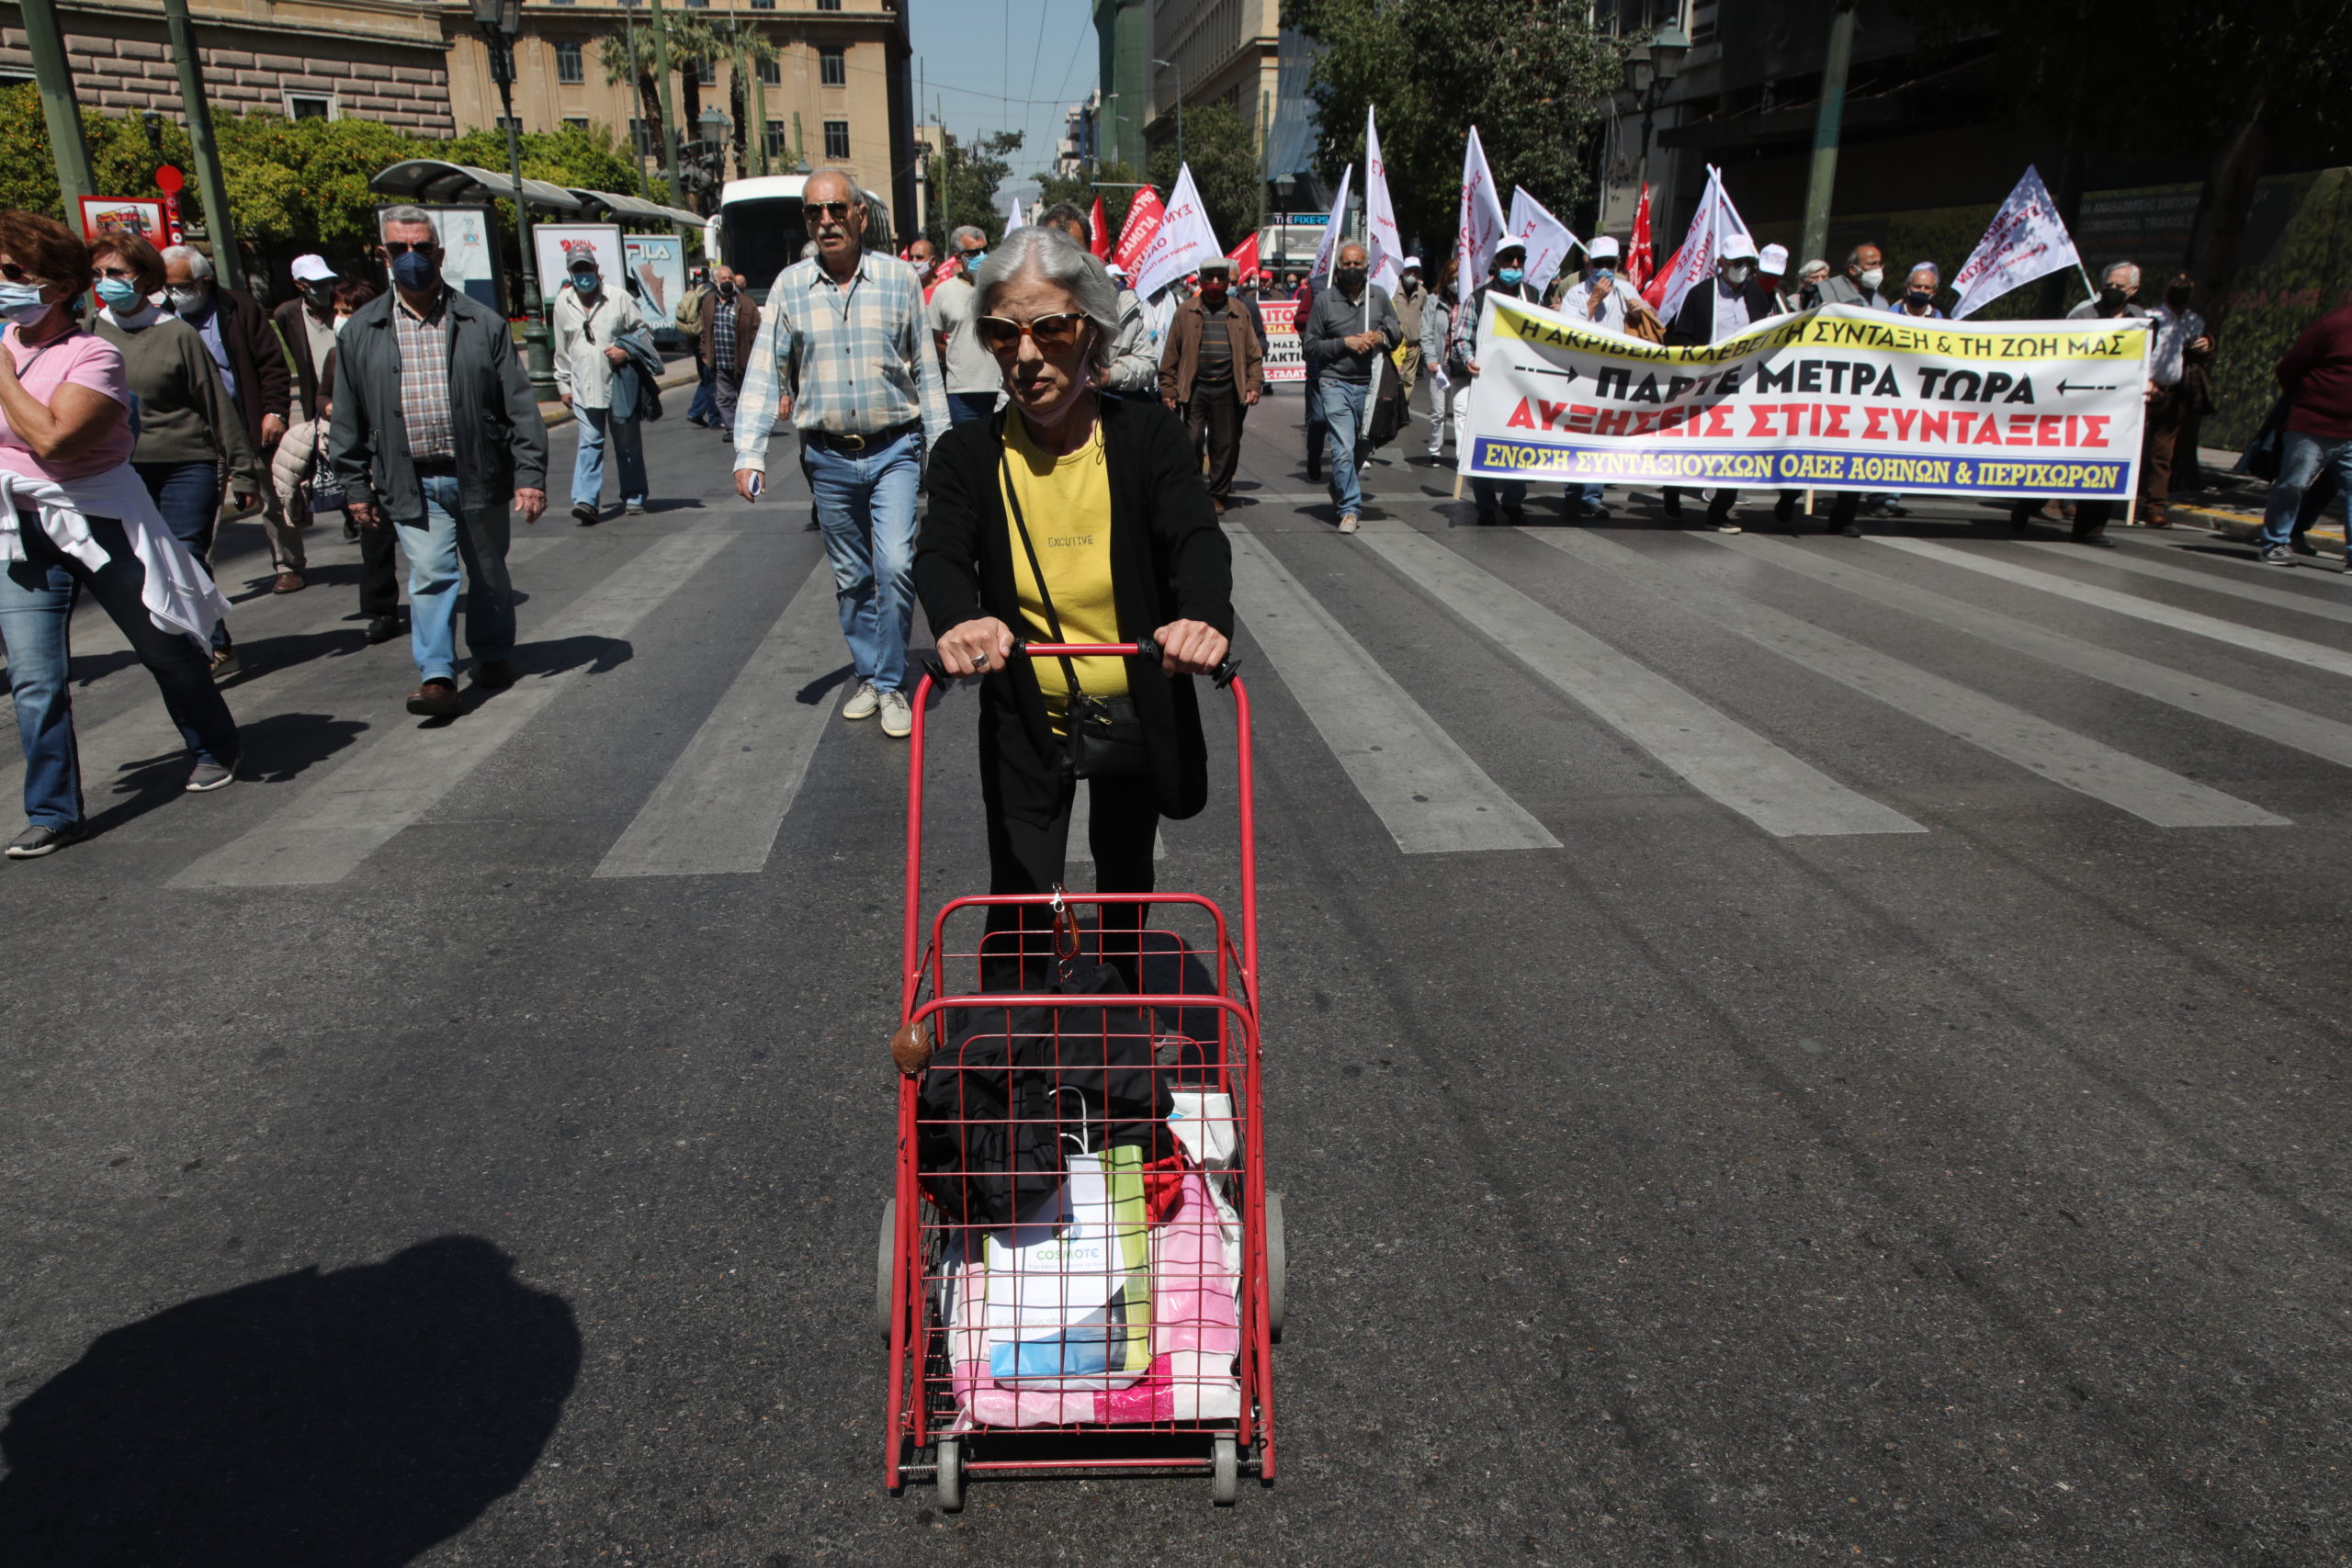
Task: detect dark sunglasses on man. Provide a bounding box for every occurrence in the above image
[380,240,435,257]
[806,200,854,222]
[975,312,1089,356]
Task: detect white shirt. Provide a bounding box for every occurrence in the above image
[1571,276,1640,333]
[551,283,645,409]
[924,275,1001,396]
[1712,277,1750,344]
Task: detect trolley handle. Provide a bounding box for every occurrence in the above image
[923,636,1243,689]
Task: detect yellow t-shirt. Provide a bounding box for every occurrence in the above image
[1001,415,1125,725]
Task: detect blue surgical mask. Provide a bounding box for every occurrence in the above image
[961,250,986,272]
[1498,266,1525,287]
[96,276,141,309]
[390,249,439,291]
[1590,267,1613,286]
[0,281,51,326]
[571,268,599,291]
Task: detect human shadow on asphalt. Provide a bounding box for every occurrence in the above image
[0,1235,581,1568]
[514,633,633,680]
[227,710,370,784]
[796,662,854,705]
[67,648,145,688]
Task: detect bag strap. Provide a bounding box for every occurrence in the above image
[999,446,1088,704]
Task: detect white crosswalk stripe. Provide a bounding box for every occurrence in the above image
[171,531,734,887]
[1226,522,1558,853]
[1352,520,1926,837]
[1534,529,2286,829]
[1871,538,2352,681]
[2016,538,2352,628]
[593,559,844,877]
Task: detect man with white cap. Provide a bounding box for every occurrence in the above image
[1758,243,1794,311]
[1558,237,1657,520]
[1455,236,1543,525]
[1663,233,1776,533]
[1392,255,1429,422]
[265,253,343,592]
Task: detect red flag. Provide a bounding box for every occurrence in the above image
[1626,182,1654,289]
[1113,186,1165,274]
[1641,244,1679,310]
[1089,196,1111,258]
[1226,231,1260,277]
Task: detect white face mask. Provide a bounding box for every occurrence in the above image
[333,314,351,336]
[1724,263,1754,286]
[1858,266,1885,291]
[168,285,209,317]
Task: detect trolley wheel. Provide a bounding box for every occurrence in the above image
[875,1198,896,1346]
[1211,1437,1238,1506]
[1264,1190,1287,1345]
[936,1438,965,1513]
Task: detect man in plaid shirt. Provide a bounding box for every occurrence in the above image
[732,169,948,739]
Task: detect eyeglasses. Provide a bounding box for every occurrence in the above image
[975,312,1090,356]
[806,201,854,222]
[381,241,435,257]
[0,262,52,287]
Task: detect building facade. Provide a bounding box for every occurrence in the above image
[1144,0,1277,156]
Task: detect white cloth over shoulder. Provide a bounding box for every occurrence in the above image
[0,466,230,645]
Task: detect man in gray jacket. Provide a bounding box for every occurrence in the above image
[1302,242,1401,534]
[1815,243,1890,310]
[332,205,549,719]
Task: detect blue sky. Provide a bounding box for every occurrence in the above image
[907,0,1100,210]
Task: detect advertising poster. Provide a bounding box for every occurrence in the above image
[77,197,164,243]
[379,204,502,315]
[1260,299,1303,385]
[1462,298,2151,499]
[623,232,686,335]
[535,223,626,314]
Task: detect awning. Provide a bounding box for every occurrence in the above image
[369,160,588,213]
[569,188,707,229]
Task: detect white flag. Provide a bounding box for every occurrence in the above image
[1363,107,1405,297]
[1453,126,1507,302]
[1131,164,1221,300]
[1007,196,1025,231]
[1948,165,2083,320]
[1507,186,1579,295]
[1655,164,1749,333]
[1309,164,1352,283]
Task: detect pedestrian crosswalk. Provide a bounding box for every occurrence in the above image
[26,506,2352,889]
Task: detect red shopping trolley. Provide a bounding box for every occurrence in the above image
[880,639,1282,1508]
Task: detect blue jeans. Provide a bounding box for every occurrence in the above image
[135,459,227,649]
[398,473,514,682]
[1571,483,1604,513]
[688,351,718,423]
[0,513,239,827]
[946,391,997,427]
[571,402,647,509]
[2262,430,2352,551]
[1317,376,1369,516]
[802,429,921,694]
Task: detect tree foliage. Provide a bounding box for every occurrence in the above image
[1283,0,1622,252]
[936,130,1023,246]
[1035,159,1143,243]
[1147,103,1261,251]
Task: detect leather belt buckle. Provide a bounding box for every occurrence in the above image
[838,431,867,452]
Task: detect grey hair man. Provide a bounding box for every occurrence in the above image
[730,168,949,739]
[1815,243,1889,310]
[1301,240,1402,534]
[159,242,296,614]
[1035,199,1159,397]
[330,202,549,719]
[929,222,1001,425]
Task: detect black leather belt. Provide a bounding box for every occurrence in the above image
[804,420,917,453]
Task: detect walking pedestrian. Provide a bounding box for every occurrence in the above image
[1807,261,1944,536]
[263,253,342,593]
[329,278,412,643]
[2256,295,2352,568]
[90,231,263,676]
[329,205,548,719]
[0,210,239,857]
[162,244,291,608]
[908,238,939,301]
[2142,273,2212,529]
[928,225,1001,426]
[1392,256,1427,423]
[1302,242,1400,535]
[1159,254,1263,513]
[552,248,650,524]
[1092,257,1160,400]
[916,222,1232,990]
[1663,235,1774,534]
[2014,261,2152,547]
[674,266,718,428]
[1558,238,1657,519]
[1455,239,1544,526]
[1422,260,1457,464]
[1296,266,1325,481]
[1816,243,1891,310]
[730,168,949,740]
[703,265,759,439]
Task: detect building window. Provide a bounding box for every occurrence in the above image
[563,116,589,130]
[751,0,775,8]
[816,0,841,10]
[759,58,780,85]
[494,115,522,132]
[695,55,716,85]
[823,118,848,159]
[284,91,335,120]
[819,45,845,85]
[555,40,584,83]
[764,119,785,160]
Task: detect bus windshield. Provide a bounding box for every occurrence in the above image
[721,197,804,297]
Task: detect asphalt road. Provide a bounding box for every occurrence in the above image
[3,378,2349,1566]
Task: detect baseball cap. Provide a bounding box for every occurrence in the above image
[1198,255,1235,276]
[1758,243,1789,275]
[1719,232,1759,262]
[290,254,337,283]
[1587,236,1622,261]
[1401,254,1422,272]
[1492,236,1528,262]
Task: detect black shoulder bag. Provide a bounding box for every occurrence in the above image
[1000,450,1150,780]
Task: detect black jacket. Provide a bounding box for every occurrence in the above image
[272,296,334,422]
[914,396,1235,828]
[204,286,293,447]
[1668,276,1778,347]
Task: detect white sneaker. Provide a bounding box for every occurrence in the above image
[879,690,912,738]
[1716,522,1743,535]
[1339,513,1360,535]
[842,681,881,720]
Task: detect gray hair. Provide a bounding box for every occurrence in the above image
[2103,260,2141,288]
[1798,257,1830,280]
[973,225,1121,373]
[950,223,987,250]
[1844,243,1881,268]
[378,204,436,237]
[1906,260,1941,286]
[161,243,213,279]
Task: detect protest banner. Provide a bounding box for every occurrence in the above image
[1089,196,1111,258]
[1261,299,1303,384]
[1949,164,2088,320]
[1507,186,1577,295]
[1006,196,1025,231]
[1653,165,1747,328]
[1364,107,1405,296]
[1133,164,1219,300]
[1113,186,1165,274]
[1459,296,2150,500]
[1626,182,1654,288]
[1310,164,1352,282]
[1452,127,1506,310]
[1227,231,1261,278]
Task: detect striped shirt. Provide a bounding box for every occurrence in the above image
[393,286,455,463]
[732,248,948,474]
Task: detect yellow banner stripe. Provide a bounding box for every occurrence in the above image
[1493,301,2149,365]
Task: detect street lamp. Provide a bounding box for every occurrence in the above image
[1623,20,1690,198]
[699,103,730,199]
[1151,56,1182,172]
[470,0,556,402]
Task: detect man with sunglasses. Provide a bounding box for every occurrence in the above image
[732,170,948,740]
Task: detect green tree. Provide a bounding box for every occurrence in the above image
[1283,0,1621,253]
[1147,102,1260,251]
[938,130,1023,245]
[1035,157,1144,243]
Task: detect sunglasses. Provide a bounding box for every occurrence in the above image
[806,201,854,222]
[380,241,435,257]
[0,262,51,286]
[976,312,1089,356]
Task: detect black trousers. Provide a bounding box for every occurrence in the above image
[982,767,1160,992]
[1664,485,1737,523]
[1186,379,1244,500]
[358,516,402,617]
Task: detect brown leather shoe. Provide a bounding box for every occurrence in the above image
[270,570,305,593]
[404,679,461,718]
[474,659,516,690]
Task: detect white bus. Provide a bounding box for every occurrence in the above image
[709,175,893,300]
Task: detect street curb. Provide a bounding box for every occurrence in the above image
[534,364,700,424]
[2166,501,2347,546]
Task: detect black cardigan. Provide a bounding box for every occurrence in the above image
[914,395,1235,828]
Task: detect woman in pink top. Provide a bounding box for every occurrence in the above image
[0,210,239,859]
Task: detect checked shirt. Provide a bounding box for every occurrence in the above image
[731,249,948,473]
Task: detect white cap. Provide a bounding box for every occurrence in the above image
[1719,232,1758,262]
[1491,235,1528,263]
[1197,255,1234,276]
[290,254,336,283]
[1400,254,1421,272]
[1758,243,1789,275]
[1587,236,1622,261]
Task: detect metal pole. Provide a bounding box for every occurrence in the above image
[1797,0,1856,271]
[161,0,244,293]
[648,0,687,210]
[489,28,557,403]
[751,37,769,177]
[1256,87,1268,249]
[18,0,92,220]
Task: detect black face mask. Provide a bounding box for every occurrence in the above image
[1337,266,1366,287]
[718,279,737,298]
[2167,286,2194,308]
[2098,285,2129,313]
